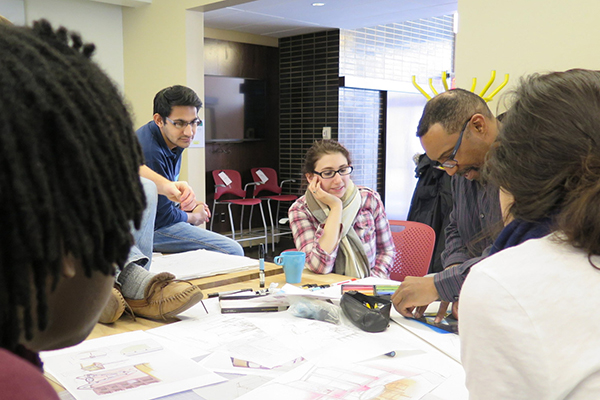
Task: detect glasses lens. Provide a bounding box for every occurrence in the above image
[441,160,457,169]
[320,170,336,179]
[339,166,353,175]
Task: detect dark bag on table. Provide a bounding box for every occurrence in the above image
[340,291,391,333]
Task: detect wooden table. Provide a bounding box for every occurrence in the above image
[86,264,346,340]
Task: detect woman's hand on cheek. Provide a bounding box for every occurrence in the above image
[310,177,341,208]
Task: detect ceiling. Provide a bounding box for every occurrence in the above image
[199,0,457,38]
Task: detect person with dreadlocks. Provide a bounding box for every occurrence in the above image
[136,85,244,257]
[0,19,197,398]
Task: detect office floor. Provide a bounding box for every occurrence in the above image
[242,235,296,262]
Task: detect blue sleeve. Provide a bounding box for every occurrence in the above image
[136,124,187,230]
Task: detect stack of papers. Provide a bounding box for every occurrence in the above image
[149,249,258,280]
[41,277,468,400]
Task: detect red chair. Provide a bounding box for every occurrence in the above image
[388,220,436,282]
[210,169,267,247]
[250,167,298,252]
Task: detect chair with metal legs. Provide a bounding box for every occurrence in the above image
[210,169,268,248]
[249,167,298,253]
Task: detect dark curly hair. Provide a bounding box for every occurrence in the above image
[0,20,146,351]
[485,69,600,261]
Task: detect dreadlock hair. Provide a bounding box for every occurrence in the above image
[0,20,146,352]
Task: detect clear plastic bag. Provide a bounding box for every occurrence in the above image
[288,297,341,324]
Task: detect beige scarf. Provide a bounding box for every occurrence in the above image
[305,180,370,278]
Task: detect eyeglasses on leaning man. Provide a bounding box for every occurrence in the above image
[434,115,473,170]
[165,116,203,130]
[312,165,354,179]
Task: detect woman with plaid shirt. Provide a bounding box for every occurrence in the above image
[288,140,394,278]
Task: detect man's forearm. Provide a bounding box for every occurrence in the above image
[139,165,172,196]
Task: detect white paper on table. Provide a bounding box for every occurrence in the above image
[236,353,450,400]
[150,249,258,280]
[242,310,413,367]
[199,351,304,378]
[40,331,224,400]
[147,314,302,369]
[391,312,462,364]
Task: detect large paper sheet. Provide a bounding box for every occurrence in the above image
[41,331,224,400]
[150,249,258,280]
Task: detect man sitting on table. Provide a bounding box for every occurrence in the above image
[392,89,502,321]
[136,85,244,257]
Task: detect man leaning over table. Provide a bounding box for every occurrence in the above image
[391,89,502,322]
[136,85,244,257]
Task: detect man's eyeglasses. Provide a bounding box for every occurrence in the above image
[434,116,472,170]
[313,165,354,179]
[165,116,203,130]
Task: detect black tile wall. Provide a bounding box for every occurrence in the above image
[278,30,340,197]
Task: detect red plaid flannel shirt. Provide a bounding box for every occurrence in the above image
[288,187,394,278]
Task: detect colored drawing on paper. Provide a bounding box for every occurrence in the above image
[238,359,445,400]
[76,363,160,395]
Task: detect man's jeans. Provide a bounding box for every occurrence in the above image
[124,177,158,271]
[154,222,244,256]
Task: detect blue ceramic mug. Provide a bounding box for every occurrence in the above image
[274,251,305,284]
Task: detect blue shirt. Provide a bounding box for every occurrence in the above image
[136,121,187,229]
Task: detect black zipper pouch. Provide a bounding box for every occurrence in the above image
[340,291,391,332]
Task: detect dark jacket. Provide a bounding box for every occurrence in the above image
[407,154,452,273]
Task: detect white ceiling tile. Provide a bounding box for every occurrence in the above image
[203,0,457,38]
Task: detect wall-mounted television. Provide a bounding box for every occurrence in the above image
[204,75,267,143]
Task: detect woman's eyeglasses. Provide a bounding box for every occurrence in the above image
[313,165,354,179]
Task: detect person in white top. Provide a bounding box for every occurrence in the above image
[459,69,600,399]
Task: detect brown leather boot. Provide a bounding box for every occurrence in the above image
[98,287,127,324]
[125,272,204,320]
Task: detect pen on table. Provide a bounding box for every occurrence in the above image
[335,278,358,286]
[259,243,265,288]
[207,288,253,298]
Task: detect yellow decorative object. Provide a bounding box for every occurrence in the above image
[470,77,477,92]
[484,73,510,102]
[478,70,496,97]
[411,75,432,100]
[412,71,509,102]
[428,78,439,96]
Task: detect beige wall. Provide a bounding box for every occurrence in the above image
[123,0,214,197]
[456,0,600,113]
[23,0,125,90]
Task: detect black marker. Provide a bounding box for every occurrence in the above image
[207,288,253,298]
[259,243,265,288]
